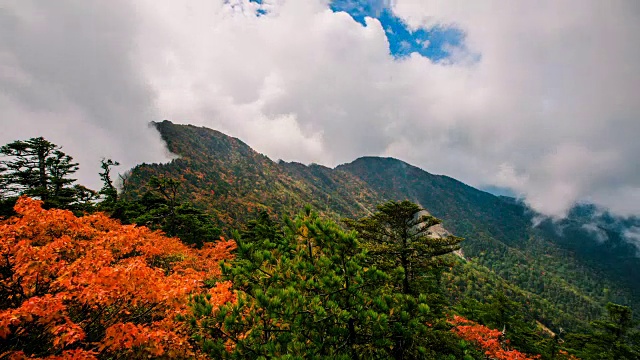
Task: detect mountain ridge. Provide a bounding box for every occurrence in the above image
[122,120,640,332]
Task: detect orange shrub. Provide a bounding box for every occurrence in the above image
[450,315,540,360]
[0,197,235,359]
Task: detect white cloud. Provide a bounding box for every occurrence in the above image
[0,0,170,189]
[391,0,640,216]
[581,223,609,243]
[2,0,640,218]
[624,227,640,253]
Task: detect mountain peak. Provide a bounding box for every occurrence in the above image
[340,156,421,170]
[151,120,258,162]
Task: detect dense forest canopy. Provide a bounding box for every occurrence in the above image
[1,133,639,359]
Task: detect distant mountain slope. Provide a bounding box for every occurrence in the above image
[337,157,531,245]
[536,204,640,295]
[123,120,639,331]
[338,156,640,320]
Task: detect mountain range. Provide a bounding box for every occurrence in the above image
[123,120,640,332]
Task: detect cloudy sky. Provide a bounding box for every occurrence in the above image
[1,0,640,218]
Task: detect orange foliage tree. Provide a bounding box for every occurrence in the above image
[450,315,541,360]
[0,197,235,359]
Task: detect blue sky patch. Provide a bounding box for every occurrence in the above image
[245,0,267,16]
[247,0,469,62]
[330,0,468,61]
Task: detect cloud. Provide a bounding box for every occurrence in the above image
[330,0,467,60]
[624,227,640,253]
[0,0,170,189]
[391,1,640,217]
[2,0,640,218]
[581,223,609,243]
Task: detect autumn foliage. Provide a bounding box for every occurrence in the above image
[450,315,541,360]
[0,197,235,359]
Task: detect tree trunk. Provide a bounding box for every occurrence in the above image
[37,147,48,200]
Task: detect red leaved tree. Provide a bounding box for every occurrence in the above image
[0,197,236,359]
[450,315,541,360]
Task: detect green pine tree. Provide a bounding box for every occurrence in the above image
[190,208,398,359]
[0,137,81,211]
[565,302,640,359]
[111,175,220,247]
[345,200,464,359]
[98,158,120,209]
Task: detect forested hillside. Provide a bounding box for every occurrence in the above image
[338,157,640,323]
[123,121,380,227]
[122,121,640,328]
[2,122,639,359]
